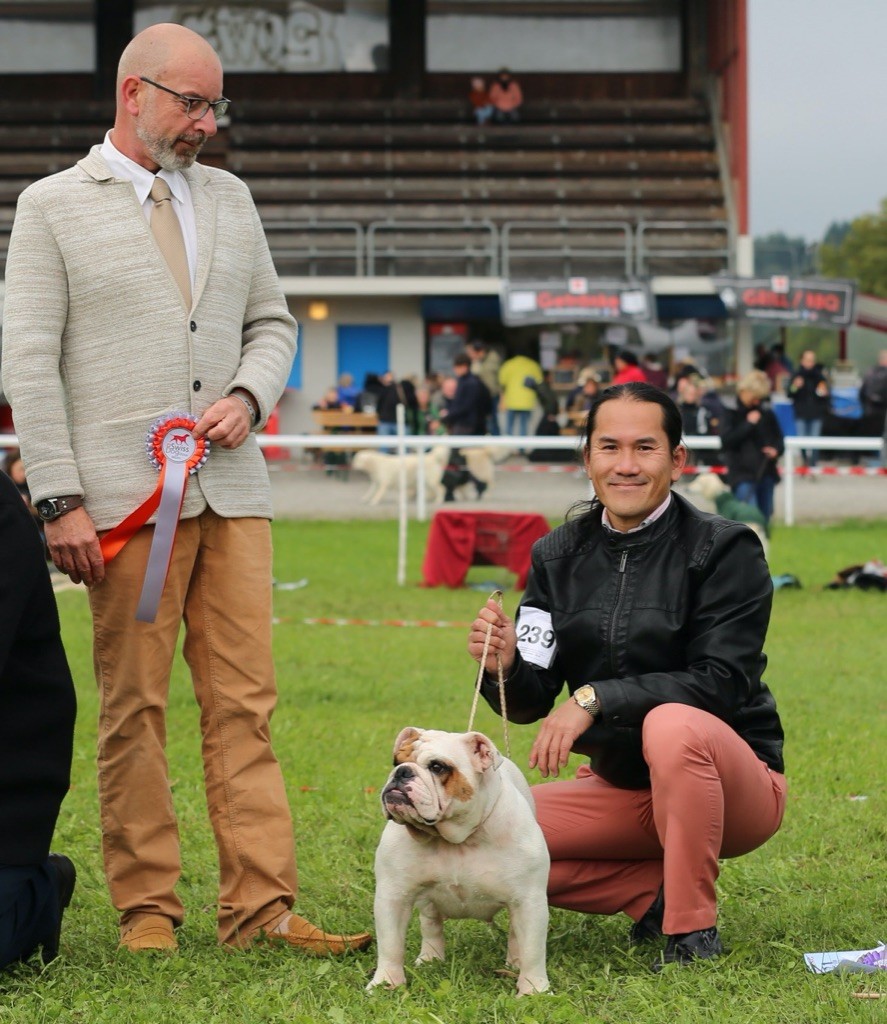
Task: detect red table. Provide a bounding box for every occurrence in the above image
[421,510,551,590]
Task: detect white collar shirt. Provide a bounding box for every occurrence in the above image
[100,131,197,289]
[601,492,673,534]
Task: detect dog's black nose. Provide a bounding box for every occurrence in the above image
[393,764,414,782]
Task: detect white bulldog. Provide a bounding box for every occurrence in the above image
[367,727,550,997]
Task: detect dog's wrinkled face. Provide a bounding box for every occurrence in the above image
[381,727,499,836]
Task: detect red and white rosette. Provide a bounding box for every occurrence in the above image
[100,412,209,623]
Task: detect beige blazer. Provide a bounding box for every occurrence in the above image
[1,148,297,530]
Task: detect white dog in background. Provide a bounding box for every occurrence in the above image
[431,445,492,502]
[688,471,770,559]
[352,446,509,506]
[351,448,449,506]
[430,444,513,502]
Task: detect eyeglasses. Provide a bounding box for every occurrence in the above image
[139,76,230,120]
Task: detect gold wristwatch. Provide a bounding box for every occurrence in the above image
[573,684,601,719]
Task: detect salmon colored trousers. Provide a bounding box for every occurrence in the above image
[88,511,297,945]
[533,704,787,936]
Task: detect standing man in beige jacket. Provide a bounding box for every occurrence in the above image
[2,23,371,957]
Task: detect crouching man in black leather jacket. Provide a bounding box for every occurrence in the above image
[469,382,786,971]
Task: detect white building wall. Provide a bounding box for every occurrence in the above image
[278,294,425,434]
[427,14,681,72]
[0,19,93,71]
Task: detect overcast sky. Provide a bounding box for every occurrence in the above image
[748,0,887,241]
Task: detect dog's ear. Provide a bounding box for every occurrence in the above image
[465,731,499,773]
[392,726,422,764]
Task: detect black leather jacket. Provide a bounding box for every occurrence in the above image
[481,492,784,789]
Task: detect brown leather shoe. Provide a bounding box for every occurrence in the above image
[266,913,372,956]
[119,913,178,952]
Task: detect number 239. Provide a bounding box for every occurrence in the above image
[517,623,555,648]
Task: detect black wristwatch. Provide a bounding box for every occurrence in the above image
[36,495,84,522]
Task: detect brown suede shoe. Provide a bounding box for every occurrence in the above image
[119,913,178,952]
[266,913,372,956]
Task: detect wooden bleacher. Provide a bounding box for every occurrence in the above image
[0,102,113,275]
[0,95,730,279]
[216,95,729,277]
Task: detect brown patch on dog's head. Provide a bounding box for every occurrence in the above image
[392,726,421,765]
[441,765,475,803]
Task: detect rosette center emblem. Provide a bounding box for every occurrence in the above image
[147,412,210,475]
[162,429,197,464]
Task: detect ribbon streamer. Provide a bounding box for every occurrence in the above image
[99,412,209,623]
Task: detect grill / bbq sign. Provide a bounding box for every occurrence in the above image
[713,275,857,327]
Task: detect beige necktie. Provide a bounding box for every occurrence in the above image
[150,177,192,308]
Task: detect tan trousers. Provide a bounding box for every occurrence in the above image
[535,704,787,936]
[89,511,297,945]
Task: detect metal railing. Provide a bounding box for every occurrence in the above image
[501,219,633,278]
[4,432,879,527]
[253,217,732,279]
[1,215,733,280]
[366,219,499,276]
[781,436,882,526]
[635,219,732,276]
[262,219,364,276]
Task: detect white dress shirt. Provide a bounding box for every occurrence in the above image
[100,131,197,290]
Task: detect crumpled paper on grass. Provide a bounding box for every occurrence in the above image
[804,941,886,974]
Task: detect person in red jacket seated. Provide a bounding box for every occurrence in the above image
[611,350,648,385]
[489,68,523,123]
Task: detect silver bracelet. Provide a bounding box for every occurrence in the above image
[230,391,257,424]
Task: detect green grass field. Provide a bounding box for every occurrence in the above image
[2,517,885,1023]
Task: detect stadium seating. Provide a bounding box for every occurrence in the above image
[0,96,729,279]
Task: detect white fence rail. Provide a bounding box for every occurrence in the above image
[1,432,882,527]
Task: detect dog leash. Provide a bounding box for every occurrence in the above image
[467,589,510,758]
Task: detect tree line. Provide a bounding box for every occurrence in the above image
[756,206,887,299]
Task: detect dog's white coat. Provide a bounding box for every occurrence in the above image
[368,727,550,996]
[351,446,502,505]
[351,448,448,506]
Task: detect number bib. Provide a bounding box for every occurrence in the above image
[515,606,558,669]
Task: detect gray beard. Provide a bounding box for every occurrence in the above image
[136,124,202,171]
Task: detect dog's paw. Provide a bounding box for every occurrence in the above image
[366,970,406,992]
[414,947,445,965]
[517,976,551,997]
[495,968,551,996]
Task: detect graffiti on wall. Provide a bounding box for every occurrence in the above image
[156,2,388,72]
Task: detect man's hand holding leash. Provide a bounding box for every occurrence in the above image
[469,597,516,674]
[469,596,595,779]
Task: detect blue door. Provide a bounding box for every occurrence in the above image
[337,324,390,394]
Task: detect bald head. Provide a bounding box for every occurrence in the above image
[117,23,221,92]
[111,23,223,171]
